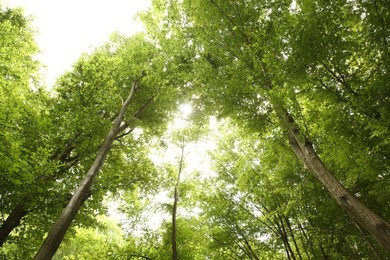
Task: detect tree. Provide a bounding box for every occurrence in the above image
[0,4,54,248]
[33,30,195,257]
[200,120,382,258]
[33,80,139,259]
[2,1,197,251]
[146,0,390,254]
[1,22,193,255]
[1,32,150,249]
[171,137,184,260]
[111,110,212,259]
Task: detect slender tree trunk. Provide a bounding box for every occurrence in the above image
[172,186,178,260]
[279,216,296,260]
[285,217,302,260]
[0,204,28,247]
[282,109,390,254]
[281,234,292,260]
[33,81,138,260]
[172,139,185,260]
[240,233,260,260]
[298,222,317,259]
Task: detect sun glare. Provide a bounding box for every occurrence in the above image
[171,103,193,129]
[180,103,192,117]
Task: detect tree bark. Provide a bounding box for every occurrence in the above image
[285,216,302,260]
[172,186,178,260]
[279,216,296,260]
[33,81,138,260]
[172,139,185,260]
[282,110,390,255]
[0,204,28,247]
[297,222,316,259]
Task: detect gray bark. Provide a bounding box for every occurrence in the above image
[172,139,185,260]
[282,110,390,255]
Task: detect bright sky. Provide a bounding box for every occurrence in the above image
[6,0,151,87]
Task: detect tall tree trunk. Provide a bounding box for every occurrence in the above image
[172,186,178,260]
[240,232,260,260]
[281,233,292,260]
[0,204,28,247]
[172,139,185,260]
[279,216,296,260]
[298,222,317,259]
[285,216,302,260]
[33,81,138,260]
[282,110,390,254]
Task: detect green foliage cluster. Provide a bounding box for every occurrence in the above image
[198,122,378,259]
[0,3,190,258]
[1,0,390,259]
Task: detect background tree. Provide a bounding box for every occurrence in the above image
[0,15,191,257]
[199,120,382,259]
[0,4,56,249]
[146,0,390,254]
[33,29,197,258]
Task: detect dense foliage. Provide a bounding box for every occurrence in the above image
[0,0,389,259]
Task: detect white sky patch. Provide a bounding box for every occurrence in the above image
[6,0,151,87]
[106,198,125,223]
[180,103,192,117]
[289,0,300,13]
[145,191,171,230]
[184,139,216,178]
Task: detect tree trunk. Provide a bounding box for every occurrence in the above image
[172,186,178,260]
[0,204,28,247]
[279,216,296,260]
[33,81,138,260]
[282,110,390,255]
[285,216,302,260]
[172,139,185,260]
[298,222,317,259]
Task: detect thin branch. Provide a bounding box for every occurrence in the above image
[115,127,136,140]
[208,0,251,44]
[133,96,155,120]
[320,62,357,96]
